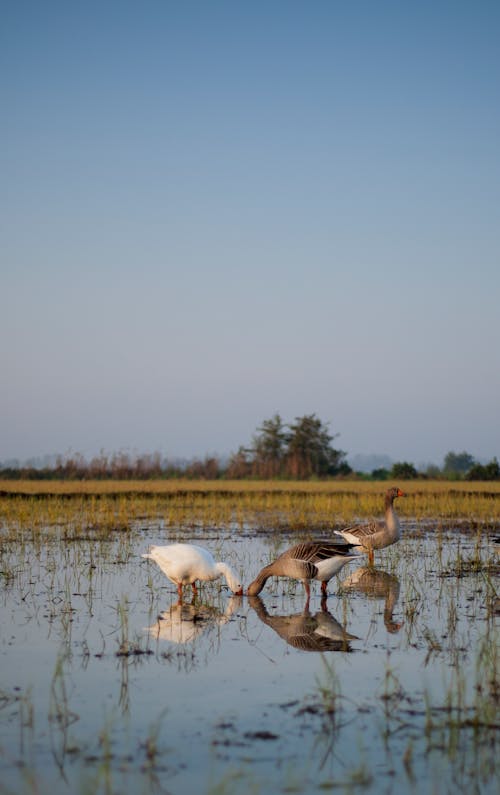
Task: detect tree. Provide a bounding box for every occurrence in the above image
[371,467,390,480]
[466,457,500,481]
[425,464,442,479]
[443,451,475,478]
[225,446,251,479]
[284,413,347,479]
[391,461,418,479]
[251,413,287,478]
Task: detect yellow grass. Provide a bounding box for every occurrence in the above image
[2,478,500,496]
[1,480,499,536]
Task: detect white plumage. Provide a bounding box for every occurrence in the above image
[142,543,243,599]
[145,598,241,644]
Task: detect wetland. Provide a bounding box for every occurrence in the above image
[0,481,499,794]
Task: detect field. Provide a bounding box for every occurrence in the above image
[1,479,500,537]
[0,480,499,794]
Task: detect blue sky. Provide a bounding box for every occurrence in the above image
[2,1,499,467]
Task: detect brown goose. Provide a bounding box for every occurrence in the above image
[249,596,358,652]
[247,540,360,601]
[341,567,402,633]
[335,487,405,565]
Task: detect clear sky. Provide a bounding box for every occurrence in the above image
[2,1,499,467]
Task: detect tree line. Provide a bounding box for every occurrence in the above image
[0,415,498,481]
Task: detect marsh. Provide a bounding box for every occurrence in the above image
[0,493,498,794]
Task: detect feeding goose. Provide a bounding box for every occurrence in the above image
[335,487,405,566]
[247,540,360,602]
[249,596,359,652]
[142,543,243,599]
[145,596,242,645]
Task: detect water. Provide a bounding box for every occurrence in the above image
[0,527,498,794]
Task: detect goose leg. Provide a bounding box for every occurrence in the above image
[177,583,184,601]
[303,580,311,610]
[321,580,328,597]
[191,581,198,598]
[368,548,375,567]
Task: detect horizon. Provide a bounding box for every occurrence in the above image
[0,446,493,475]
[3,2,500,465]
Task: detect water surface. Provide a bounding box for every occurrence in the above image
[0,526,498,794]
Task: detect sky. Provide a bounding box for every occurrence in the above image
[2,0,500,468]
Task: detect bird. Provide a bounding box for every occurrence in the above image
[335,487,405,566]
[246,540,361,603]
[341,566,403,633]
[249,596,359,652]
[145,596,242,645]
[142,543,243,599]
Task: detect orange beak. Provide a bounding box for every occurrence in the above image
[234,587,244,596]
[397,488,405,497]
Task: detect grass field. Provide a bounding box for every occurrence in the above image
[1,479,499,537]
[3,478,500,495]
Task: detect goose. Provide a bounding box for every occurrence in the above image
[142,543,243,599]
[145,596,242,645]
[249,596,359,652]
[341,567,402,633]
[335,487,405,565]
[247,540,360,602]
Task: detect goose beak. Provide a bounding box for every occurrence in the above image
[397,489,405,497]
[234,587,244,596]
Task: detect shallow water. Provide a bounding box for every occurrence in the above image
[0,526,499,795]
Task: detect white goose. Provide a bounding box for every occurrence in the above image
[145,597,242,644]
[335,487,405,565]
[142,543,243,599]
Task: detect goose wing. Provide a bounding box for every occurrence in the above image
[287,541,357,564]
[339,520,382,541]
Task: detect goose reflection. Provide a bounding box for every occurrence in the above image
[248,596,358,652]
[145,596,242,645]
[341,567,402,633]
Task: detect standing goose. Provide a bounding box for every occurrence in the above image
[341,567,402,633]
[142,543,243,599]
[247,540,360,602]
[335,487,405,565]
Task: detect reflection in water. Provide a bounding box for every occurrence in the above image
[341,567,402,633]
[248,596,359,652]
[145,596,242,645]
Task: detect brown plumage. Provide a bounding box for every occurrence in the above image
[341,567,402,633]
[335,487,405,565]
[247,540,360,601]
[249,596,358,652]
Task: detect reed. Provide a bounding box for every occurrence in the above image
[1,479,499,540]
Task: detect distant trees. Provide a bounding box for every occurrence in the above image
[366,452,500,481]
[390,461,418,480]
[0,451,167,480]
[284,414,349,479]
[1,433,498,482]
[226,412,350,480]
[250,413,287,478]
[466,457,500,481]
[371,467,390,480]
[443,451,476,478]
[442,451,499,481]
